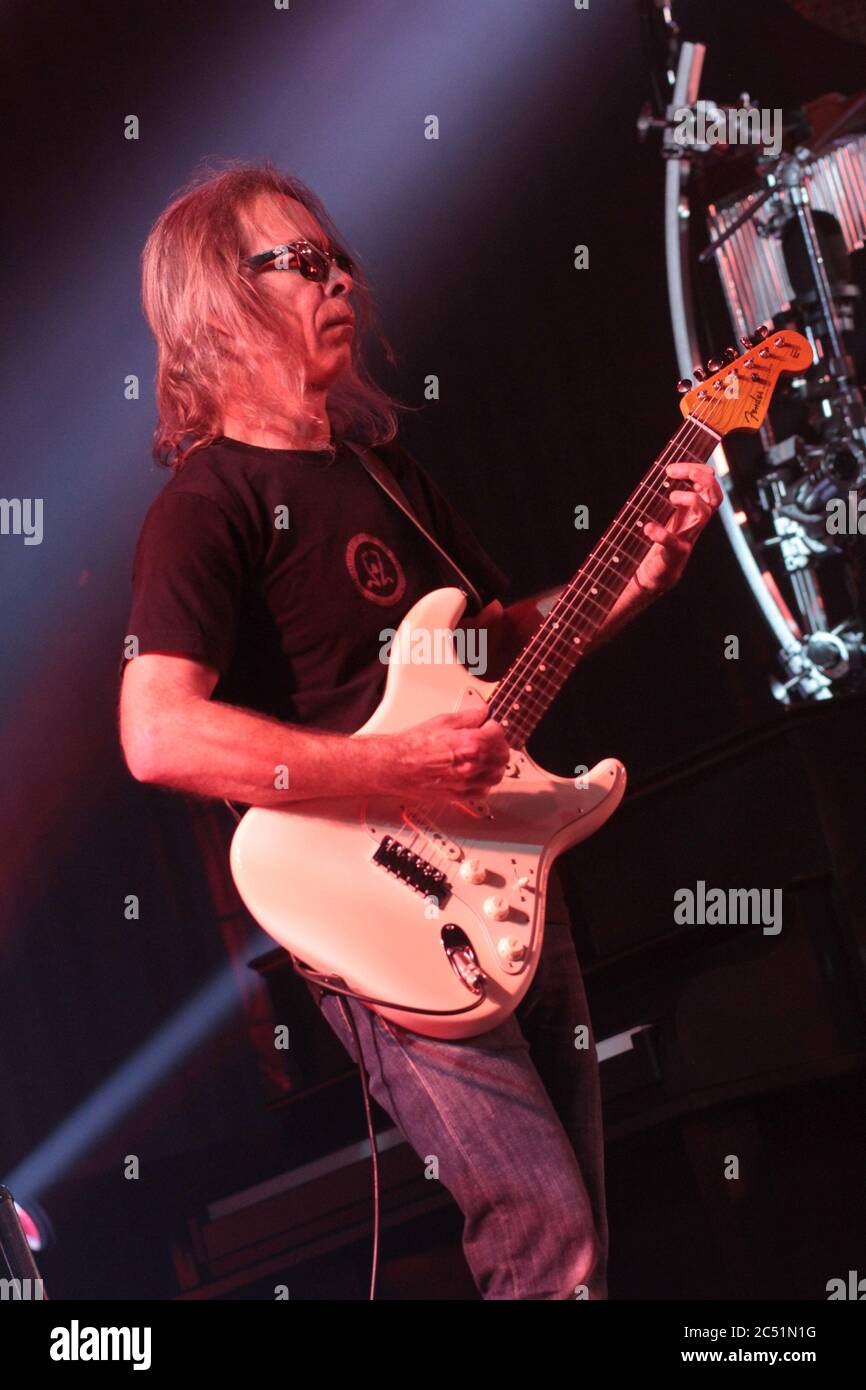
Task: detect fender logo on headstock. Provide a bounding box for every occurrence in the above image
[679,328,813,437]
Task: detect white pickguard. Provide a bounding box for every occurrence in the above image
[230,588,626,1039]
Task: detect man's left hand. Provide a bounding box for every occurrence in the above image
[635,461,724,595]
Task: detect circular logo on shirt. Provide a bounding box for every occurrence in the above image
[345,533,407,606]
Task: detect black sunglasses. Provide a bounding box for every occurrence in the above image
[243,238,354,282]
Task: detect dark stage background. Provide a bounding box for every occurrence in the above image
[2,0,865,1300]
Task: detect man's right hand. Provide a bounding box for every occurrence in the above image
[121,654,511,807]
[383,705,511,800]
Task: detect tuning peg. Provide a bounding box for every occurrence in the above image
[676,378,692,394]
[751,324,770,340]
[723,346,738,362]
[706,357,723,373]
[739,334,753,349]
[692,366,707,382]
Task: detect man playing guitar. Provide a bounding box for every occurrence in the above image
[120,163,722,1300]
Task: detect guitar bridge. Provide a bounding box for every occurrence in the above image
[373,835,452,906]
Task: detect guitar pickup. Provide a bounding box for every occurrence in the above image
[373,835,452,906]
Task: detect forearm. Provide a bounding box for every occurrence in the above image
[123,694,394,807]
[495,578,654,665]
[583,576,655,649]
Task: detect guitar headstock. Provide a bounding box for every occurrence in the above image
[677,326,813,436]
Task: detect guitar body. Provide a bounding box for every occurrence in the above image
[230,587,626,1039]
[229,329,810,1040]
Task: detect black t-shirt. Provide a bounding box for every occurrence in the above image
[125,436,510,733]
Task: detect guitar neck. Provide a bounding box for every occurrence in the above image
[487,417,720,747]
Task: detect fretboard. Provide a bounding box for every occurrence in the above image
[487,418,719,747]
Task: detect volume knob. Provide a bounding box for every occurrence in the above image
[497,935,527,964]
[460,858,487,884]
[483,895,510,921]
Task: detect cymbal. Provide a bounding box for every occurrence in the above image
[785,0,866,46]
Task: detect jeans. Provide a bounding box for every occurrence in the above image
[309,878,608,1300]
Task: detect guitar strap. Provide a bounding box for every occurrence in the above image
[345,440,484,614]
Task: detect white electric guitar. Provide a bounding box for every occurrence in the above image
[230,329,810,1039]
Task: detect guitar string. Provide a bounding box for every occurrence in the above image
[393,391,727,877]
[493,348,785,723]
[489,422,717,725]
[379,406,716,887]
[379,373,758,883]
[485,374,759,713]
